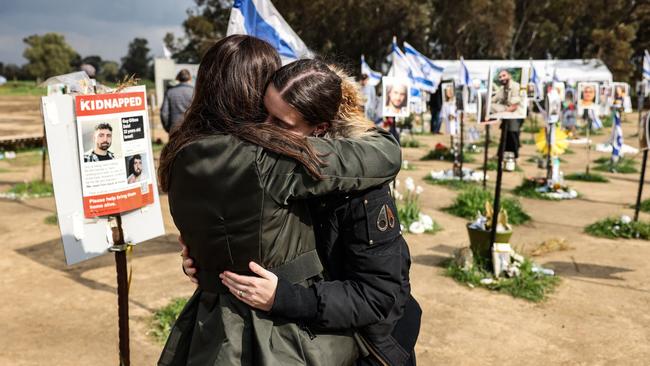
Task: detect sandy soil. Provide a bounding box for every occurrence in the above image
[1,95,649,365]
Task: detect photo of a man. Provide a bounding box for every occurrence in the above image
[126,154,146,183]
[382,77,410,117]
[84,123,115,162]
[577,82,599,115]
[487,67,527,119]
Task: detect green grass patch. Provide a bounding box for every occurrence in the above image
[0,167,10,173]
[44,214,58,225]
[585,217,650,240]
[443,186,531,225]
[485,159,523,172]
[150,297,188,343]
[593,156,638,174]
[8,180,53,196]
[564,172,609,183]
[446,259,559,302]
[512,179,556,200]
[0,80,46,96]
[423,175,477,190]
[400,137,422,148]
[636,198,650,213]
[421,149,476,163]
[521,138,536,145]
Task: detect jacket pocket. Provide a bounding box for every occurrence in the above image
[361,187,402,247]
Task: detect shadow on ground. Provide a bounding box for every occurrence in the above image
[15,233,180,311]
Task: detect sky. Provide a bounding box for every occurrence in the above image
[0,0,196,65]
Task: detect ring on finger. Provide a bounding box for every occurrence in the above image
[238,290,246,297]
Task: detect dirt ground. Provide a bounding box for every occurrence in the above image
[1,95,649,365]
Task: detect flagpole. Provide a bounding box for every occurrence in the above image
[635,82,648,221]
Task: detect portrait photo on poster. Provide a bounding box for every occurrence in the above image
[612,82,632,112]
[577,82,599,115]
[599,83,612,115]
[640,111,650,150]
[486,66,529,120]
[81,120,123,163]
[382,77,410,117]
[553,82,566,104]
[125,153,149,185]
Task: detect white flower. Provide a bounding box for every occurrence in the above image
[415,185,424,195]
[418,213,433,230]
[405,177,415,192]
[409,221,425,234]
[394,191,403,201]
[402,160,409,169]
[394,179,400,188]
[620,215,632,225]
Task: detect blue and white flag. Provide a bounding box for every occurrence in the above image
[458,57,470,86]
[227,0,313,64]
[388,38,415,82]
[643,50,650,80]
[552,68,560,83]
[361,55,382,87]
[588,109,603,130]
[530,63,544,100]
[403,42,443,92]
[611,111,623,158]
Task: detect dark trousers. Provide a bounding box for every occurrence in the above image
[430,110,442,133]
[505,130,521,158]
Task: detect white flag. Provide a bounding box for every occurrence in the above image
[227,0,313,64]
[458,57,470,86]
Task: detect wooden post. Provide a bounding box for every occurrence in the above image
[490,122,507,248]
[109,215,130,366]
[586,114,592,175]
[483,124,490,190]
[545,123,552,181]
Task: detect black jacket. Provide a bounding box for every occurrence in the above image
[271,184,421,366]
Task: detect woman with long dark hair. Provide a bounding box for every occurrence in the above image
[158,35,401,366]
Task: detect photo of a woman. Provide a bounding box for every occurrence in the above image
[577,82,599,115]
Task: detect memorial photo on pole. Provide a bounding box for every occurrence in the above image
[577,82,599,115]
[486,66,528,120]
[382,76,410,117]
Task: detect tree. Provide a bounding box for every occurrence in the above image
[120,38,152,79]
[82,55,104,75]
[98,61,120,83]
[22,33,78,80]
[429,0,515,59]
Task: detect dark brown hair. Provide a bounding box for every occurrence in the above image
[176,69,191,83]
[271,59,342,126]
[158,35,325,192]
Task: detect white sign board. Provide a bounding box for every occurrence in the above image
[41,86,165,265]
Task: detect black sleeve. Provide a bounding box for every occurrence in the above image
[270,278,319,320]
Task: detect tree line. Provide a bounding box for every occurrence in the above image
[1,33,154,83]
[164,0,650,82]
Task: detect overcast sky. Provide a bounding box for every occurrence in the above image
[0,0,196,65]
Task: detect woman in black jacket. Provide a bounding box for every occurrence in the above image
[183,60,421,366]
[158,36,401,366]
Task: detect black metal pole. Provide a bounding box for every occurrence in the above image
[483,124,490,190]
[490,122,507,248]
[638,84,645,137]
[110,215,130,366]
[635,150,649,222]
[459,111,464,179]
[41,122,47,182]
[586,115,592,176]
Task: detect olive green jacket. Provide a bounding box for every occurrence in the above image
[159,129,401,366]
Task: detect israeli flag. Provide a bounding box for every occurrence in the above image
[530,63,544,100]
[458,57,471,86]
[611,111,623,158]
[227,0,313,64]
[403,42,443,92]
[389,38,416,82]
[588,109,603,130]
[643,50,650,80]
[361,55,382,87]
